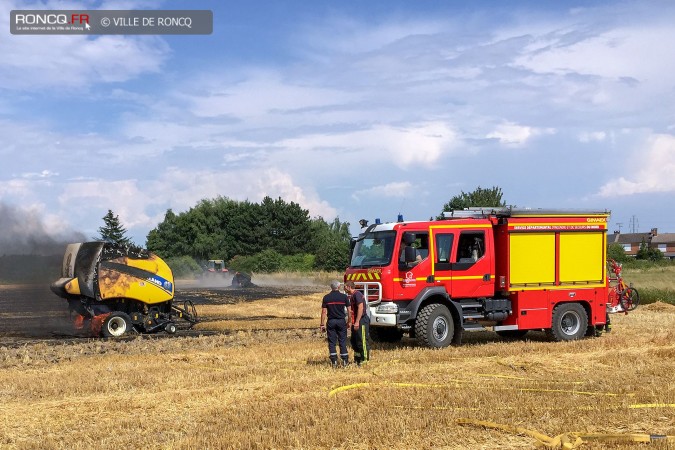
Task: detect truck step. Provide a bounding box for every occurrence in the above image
[460,302,482,309]
[463,322,486,331]
[463,314,484,319]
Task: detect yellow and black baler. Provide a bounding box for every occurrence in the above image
[50,242,197,337]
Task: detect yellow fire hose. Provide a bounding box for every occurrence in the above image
[457,418,674,449]
[328,381,625,398]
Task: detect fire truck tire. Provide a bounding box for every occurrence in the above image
[546,303,588,342]
[101,312,132,338]
[495,330,528,339]
[370,327,403,343]
[415,303,454,348]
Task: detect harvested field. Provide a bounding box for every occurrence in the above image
[0,283,673,449]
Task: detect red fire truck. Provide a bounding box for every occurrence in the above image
[345,208,611,348]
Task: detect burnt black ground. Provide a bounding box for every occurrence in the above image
[0,282,323,346]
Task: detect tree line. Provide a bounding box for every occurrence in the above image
[144,196,352,272]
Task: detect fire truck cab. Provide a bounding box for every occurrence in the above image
[345,208,610,348]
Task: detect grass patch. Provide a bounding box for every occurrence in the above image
[638,287,675,306]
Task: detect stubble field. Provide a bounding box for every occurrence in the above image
[0,280,673,449]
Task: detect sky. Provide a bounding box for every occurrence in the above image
[1,0,675,249]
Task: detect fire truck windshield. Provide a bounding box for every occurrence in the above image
[350,230,396,268]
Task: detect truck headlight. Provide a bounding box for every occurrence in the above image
[376,302,399,314]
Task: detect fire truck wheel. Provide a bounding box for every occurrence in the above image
[101,312,132,338]
[546,303,588,342]
[415,303,454,348]
[370,327,403,343]
[495,330,528,340]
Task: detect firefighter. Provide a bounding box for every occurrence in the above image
[345,280,370,366]
[320,281,350,368]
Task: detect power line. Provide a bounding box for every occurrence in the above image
[629,215,639,233]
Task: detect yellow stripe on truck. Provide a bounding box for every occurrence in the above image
[347,272,381,281]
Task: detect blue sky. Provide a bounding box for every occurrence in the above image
[1,0,674,247]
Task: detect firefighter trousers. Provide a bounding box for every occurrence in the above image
[327,318,348,363]
[351,320,370,364]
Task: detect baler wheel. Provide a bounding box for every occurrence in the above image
[102,312,132,338]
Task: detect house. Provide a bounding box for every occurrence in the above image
[609,228,675,259]
[650,229,675,260]
[608,231,652,257]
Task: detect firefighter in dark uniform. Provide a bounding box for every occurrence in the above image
[320,280,350,368]
[345,280,370,366]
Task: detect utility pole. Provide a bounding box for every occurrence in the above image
[629,215,639,233]
[615,222,623,233]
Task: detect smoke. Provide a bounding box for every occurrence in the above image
[0,203,86,256]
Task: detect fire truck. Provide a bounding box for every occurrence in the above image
[345,208,611,348]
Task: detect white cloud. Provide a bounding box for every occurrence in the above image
[156,167,337,220]
[486,122,554,147]
[20,169,59,179]
[578,131,606,143]
[0,179,38,201]
[56,167,337,234]
[1,1,170,90]
[185,73,357,119]
[58,179,154,229]
[280,122,457,169]
[515,25,675,89]
[352,181,413,201]
[598,134,675,196]
[300,17,447,54]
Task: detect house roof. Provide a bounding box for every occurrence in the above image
[614,233,651,244]
[652,233,675,244]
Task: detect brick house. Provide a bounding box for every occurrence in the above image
[650,229,675,259]
[608,228,675,259]
[607,231,652,257]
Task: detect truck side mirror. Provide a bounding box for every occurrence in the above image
[404,245,417,263]
[402,232,416,245]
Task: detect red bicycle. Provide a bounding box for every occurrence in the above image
[607,259,639,312]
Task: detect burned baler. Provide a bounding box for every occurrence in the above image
[50,242,198,337]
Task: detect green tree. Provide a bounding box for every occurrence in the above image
[607,243,628,263]
[147,209,184,258]
[97,210,132,246]
[438,185,506,219]
[256,196,312,255]
[636,238,663,261]
[146,196,314,262]
[311,217,352,271]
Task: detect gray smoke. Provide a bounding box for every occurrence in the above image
[0,203,86,256]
